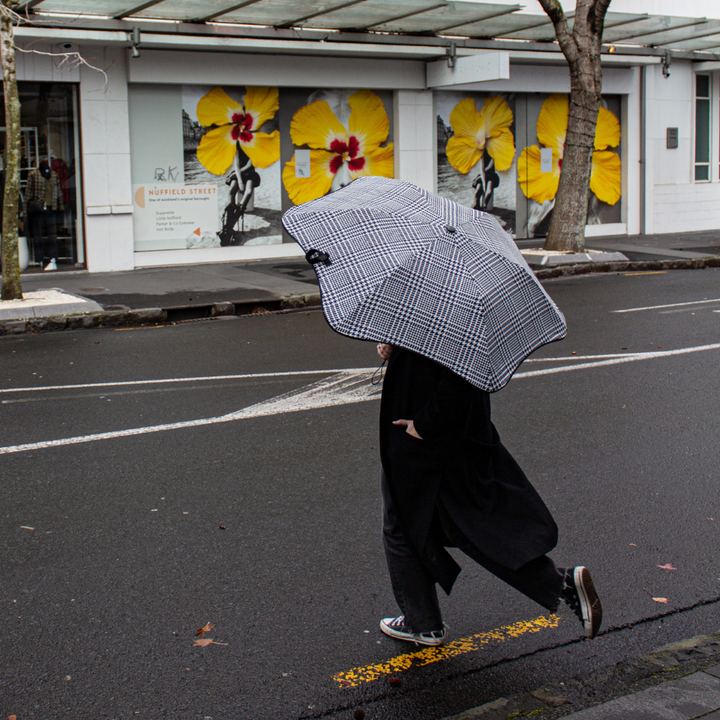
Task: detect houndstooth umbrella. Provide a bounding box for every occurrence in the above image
[281,176,566,392]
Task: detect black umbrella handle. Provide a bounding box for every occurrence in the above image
[305,248,332,266]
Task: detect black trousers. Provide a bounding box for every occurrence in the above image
[29,209,58,263]
[381,472,565,633]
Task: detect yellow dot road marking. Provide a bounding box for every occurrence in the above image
[333,615,560,687]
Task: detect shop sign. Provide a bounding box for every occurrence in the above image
[132,183,219,250]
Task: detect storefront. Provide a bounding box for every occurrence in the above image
[10,0,720,273]
[0,81,84,270]
[128,83,394,254]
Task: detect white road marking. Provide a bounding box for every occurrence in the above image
[2,343,719,455]
[514,342,720,379]
[524,353,639,362]
[0,368,372,395]
[0,356,641,398]
[0,371,380,455]
[612,298,720,313]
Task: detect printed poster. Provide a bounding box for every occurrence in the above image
[132,183,218,251]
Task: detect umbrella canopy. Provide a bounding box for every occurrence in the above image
[281,176,566,392]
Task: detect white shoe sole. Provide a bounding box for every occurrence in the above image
[379,618,445,646]
[574,566,602,639]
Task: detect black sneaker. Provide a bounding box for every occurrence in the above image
[562,566,602,639]
[379,616,445,646]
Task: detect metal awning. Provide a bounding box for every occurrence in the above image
[19,0,720,53]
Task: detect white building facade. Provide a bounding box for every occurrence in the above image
[10,0,720,272]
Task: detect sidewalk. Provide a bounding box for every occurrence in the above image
[445,633,720,720]
[1,229,719,330]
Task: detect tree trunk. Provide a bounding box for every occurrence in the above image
[544,73,599,252]
[1,0,22,300]
[538,0,610,253]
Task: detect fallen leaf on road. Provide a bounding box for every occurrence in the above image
[629,543,637,546]
[193,638,228,647]
[653,597,668,604]
[657,564,676,570]
[197,623,216,637]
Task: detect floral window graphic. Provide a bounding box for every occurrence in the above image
[196,86,280,174]
[194,86,281,246]
[282,89,394,205]
[446,96,515,213]
[518,94,621,234]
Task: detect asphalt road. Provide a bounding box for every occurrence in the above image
[1,268,720,720]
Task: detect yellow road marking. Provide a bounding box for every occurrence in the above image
[623,271,667,276]
[113,325,166,331]
[333,615,560,687]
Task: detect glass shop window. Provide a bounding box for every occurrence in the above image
[695,74,710,182]
[0,82,84,271]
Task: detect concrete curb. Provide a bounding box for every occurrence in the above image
[0,292,323,336]
[1,257,718,335]
[533,255,720,279]
[443,633,720,720]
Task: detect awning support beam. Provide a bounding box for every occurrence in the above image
[616,18,709,44]
[433,6,522,34]
[359,2,447,31]
[196,0,266,24]
[116,0,166,19]
[276,0,371,29]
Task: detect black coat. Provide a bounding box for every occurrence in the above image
[379,348,558,594]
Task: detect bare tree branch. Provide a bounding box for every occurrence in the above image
[0,1,23,26]
[594,0,612,38]
[14,46,109,91]
[536,0,580,64]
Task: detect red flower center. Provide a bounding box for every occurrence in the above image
[230,112,254,143]
[328,135,365,174]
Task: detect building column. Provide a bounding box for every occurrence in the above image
[393,90,436,192]
[80,47,134,272]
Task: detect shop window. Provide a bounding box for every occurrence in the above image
[695,74,710,182]
[0,82,84,270]
[434,91,623,239]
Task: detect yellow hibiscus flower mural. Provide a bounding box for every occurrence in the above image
[446,96,515,174]
[518,94,621,206]
[196,86,280,175]
[282,89,394,205]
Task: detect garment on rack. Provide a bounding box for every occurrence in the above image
[26,164,63,213]
[51,157,71,204]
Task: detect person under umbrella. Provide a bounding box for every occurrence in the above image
[374,340,601,646]
[282,177,602,646]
